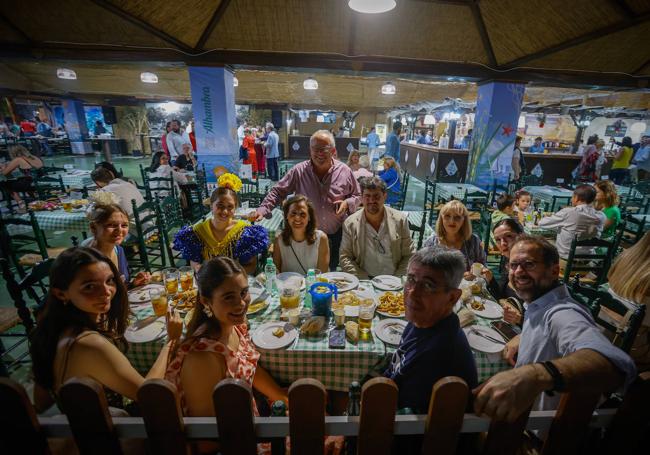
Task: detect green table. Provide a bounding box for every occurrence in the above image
[4,208,88,234]
[126,282,510,390]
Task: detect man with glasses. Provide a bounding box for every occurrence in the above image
[339,176,414,279]
[384,246,477,413]
[253,130,360,270]
[474,235,636,422]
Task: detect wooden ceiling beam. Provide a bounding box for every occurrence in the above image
[195,0,232,50]
[88,0,194,53]
[0,11,31,43]
[499,12,650,69]
[2,42,648,90]
[469,1,497,67]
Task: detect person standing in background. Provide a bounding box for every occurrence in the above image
[188,120,197,152]
[609,136,634,184]
[37,117,54,157]
[461,129,473,150]
[161,121,171,159]
[242,128,257,173]
[264,123,280,182]
[632,131,650,181]
[528,137,545,153]
[366,127,380,168]
[20,117,36,137]
[511,136,526,180]
[166,119,184,164]
[385,121,402,162]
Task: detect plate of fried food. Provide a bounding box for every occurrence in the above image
[467,297,503,319]
[377,291,406,318]
[338,289,376,317]
[252,321,297,349]
[170,288,198,311]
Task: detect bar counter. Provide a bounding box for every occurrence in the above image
[399,143,609,185]
[288,135,360,158]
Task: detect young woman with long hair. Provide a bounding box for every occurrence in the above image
[594,180,621,238]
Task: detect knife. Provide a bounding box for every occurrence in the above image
[470,328,505,345]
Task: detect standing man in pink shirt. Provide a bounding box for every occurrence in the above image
[253,130,361,270]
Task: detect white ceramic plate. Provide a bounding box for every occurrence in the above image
[128,284,165,305]
[376,291,406,318]
[374,319,408,345]
[468,298,503,319]
[247,299,269,316]
[321,272,359,292]
[371,275,403,291]
[252,322,298,350]
[125,318,166,343]
[463,326,506,353]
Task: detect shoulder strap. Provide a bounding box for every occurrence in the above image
[56,331,99,388]
[289,240,308,274]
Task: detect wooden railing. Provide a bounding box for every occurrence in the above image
[0,373,647,455]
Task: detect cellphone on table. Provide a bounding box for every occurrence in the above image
[490,320,519,341]
[328,328,346,349]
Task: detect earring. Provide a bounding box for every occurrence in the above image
[203,305,213,318]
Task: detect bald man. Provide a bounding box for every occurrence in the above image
[254,130,361,270]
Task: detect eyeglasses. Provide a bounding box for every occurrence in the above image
[404,276,448,294]
[311,145,333,154]
[372,235,386,255]
[507,260,538,271]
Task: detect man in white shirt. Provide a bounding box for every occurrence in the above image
[91,167,146,234]
[538,184,605,257]
[165,119,185,162]
[340,176,414,279]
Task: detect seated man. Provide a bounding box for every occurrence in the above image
[340,176,414,279]
[91,167,146,234]
[538,184,605,257]
[385,246,478,412]
[474,236,636,422]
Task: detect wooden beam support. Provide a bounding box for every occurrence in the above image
[0,12,31,43]
[88,0,194,53]
[195,0,232,50]
[469,1,497,67]
[499,12,650,69]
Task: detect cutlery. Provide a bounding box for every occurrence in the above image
[131,315,158,330]
[470,328,505,345]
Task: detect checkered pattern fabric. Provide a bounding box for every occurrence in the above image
[126,282,509,390]
[614,185,642,199]
[54,171,94,189]
[5,210,88,234]
[435,183,487,203]
[522,186,573,209]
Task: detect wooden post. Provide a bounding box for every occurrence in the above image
[213,378,257,455]
[420,376,468,455]
[357,377,398,455]
[0,378,51,454]
[288,378,326,455]
[482,407,531,455]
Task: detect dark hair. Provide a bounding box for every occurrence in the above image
[535,136,542,141]
[184,257,246,341]
[467,129,473,134]
[515,189,530,200]
[573,184,596,204]
[29,247,129,390]
[149,151,166,172]
[621,136,632,147]
[511,235,559,266]
[94,161,121,179]
[496,193,515,211]
[408,246,465,289]
[393,121,402,131]
[165,121,172,129]
[594,180,619,209]
[95,120,103,125]
[210,187,239,207]
[515,136,522,144]
[359,176,387,193]
[281,195,317,246]
[87,204,129,235]
[91,167,114,184]
[586,134,599,145]
[493,218,524,234]
[171,119,180,126]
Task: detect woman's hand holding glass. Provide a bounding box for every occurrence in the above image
[166,308,183,341]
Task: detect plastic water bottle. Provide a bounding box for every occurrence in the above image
[304,269,316,309]
[264,258,277,297]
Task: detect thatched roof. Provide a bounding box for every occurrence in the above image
[1,0,649,95]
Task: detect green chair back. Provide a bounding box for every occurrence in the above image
[423,178,437,227]
[0,211,49,278]
[621,214,645,247]
[158,195,185,267]
[550,195,571,212]
[562,235,614,288]
[34,175,65,200]
[131,199,167,272]
[408,211,427,250]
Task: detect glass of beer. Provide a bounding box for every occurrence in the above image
[164,268,179,296]
[179,266,193,291]
[150,288,168,317]
[359,299,375,335]
[62,199,73,212]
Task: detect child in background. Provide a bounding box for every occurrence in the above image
[490,193,515,246]
[513,190,534,224]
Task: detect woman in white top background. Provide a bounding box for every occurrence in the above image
[149,151,188,198]
[273,194,329,274]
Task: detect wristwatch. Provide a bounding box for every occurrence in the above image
[538,361,566,396]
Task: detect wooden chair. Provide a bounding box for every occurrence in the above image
[463,190,489,211]
[0,378,51,454]
[409,211,428,249]
[357,377,398,455]
[158,195,185,268]
[214,378,257,455]
[131,199,167,272]
[562,236,614,287]
[620,214,644,247]
[423,177,437,227]
[0,210,49,277]
[146,174,177,201]
[520,174,542,187]
[138,379,188,455]
[289,378,326,455]
[549,195,571,212]
[420,376,468,455]
[34,174,65,200]
[388,171,409,211]
[570,276,645,353]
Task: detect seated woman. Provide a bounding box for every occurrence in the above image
[347,149,361,172]
[273,194,329,274]
[30,247,182,413]
[173,173,268,274]
[174,143,197,171]
[594,180,621,239]
[165,256,287,416]
[490,193,515,246]
[483,219,525,325]
[423,200,486,271]
[353,154,374,181]
[82,204,150,287]
[378,156,401,205]
[0,145,43,211]
[149,151,189,198]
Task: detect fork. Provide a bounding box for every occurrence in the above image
[470,328,505,345]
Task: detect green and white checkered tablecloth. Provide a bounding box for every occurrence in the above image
[54,171,94,189]
[524,222,556,239]
[435,183,487,203]
[126,282,509,390]
[522,186,572,211]
[5,209,88,234]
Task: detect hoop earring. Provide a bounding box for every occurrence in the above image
[203,305,214,318]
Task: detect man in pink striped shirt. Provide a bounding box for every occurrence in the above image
[253,130,361,270]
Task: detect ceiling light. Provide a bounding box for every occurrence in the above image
[423,114,435,125]
[57,68,77,80]
[303,77,318,90]
[381,82,396,95]
[348,0,396,14]
[233,76,239,87]
[140,72,158,84]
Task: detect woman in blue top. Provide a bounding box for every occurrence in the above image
[379,156,401,205]
[83,204,150,288]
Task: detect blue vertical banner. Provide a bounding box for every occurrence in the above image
[188,66,238,182]
[466,82,525,189]
[61,99,92,154]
